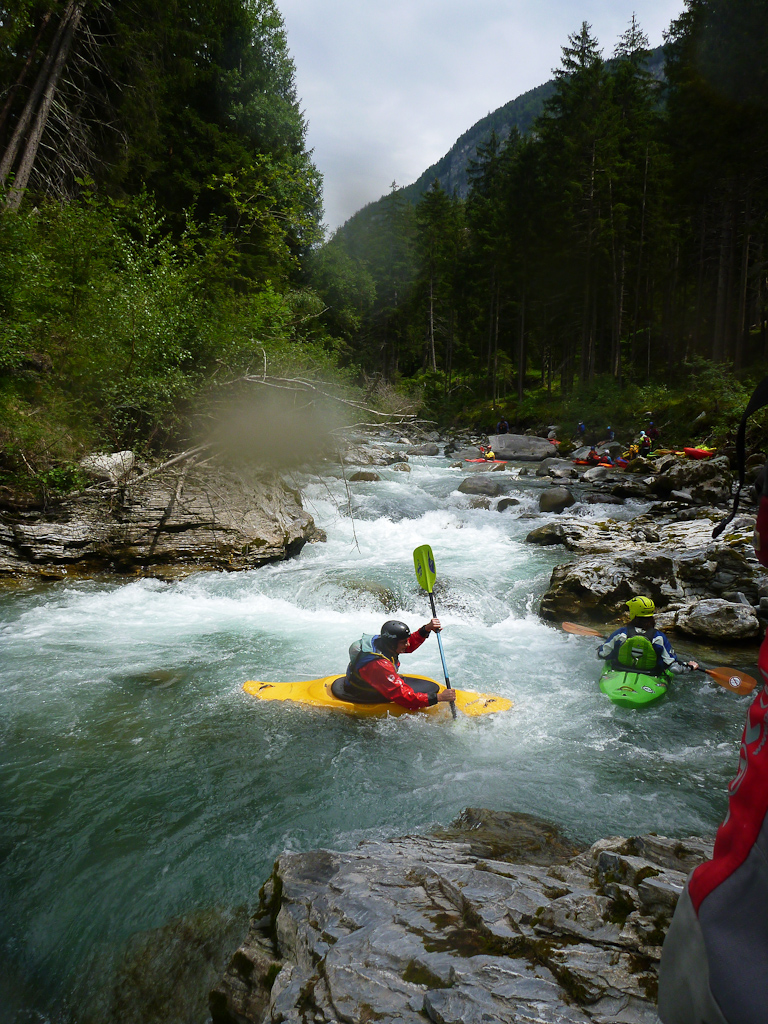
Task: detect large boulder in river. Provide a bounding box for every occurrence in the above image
[536,458,577,479]
[340,443,406,466]
[458,475,503,497]
[0,459,321,581]
[211,811,712,1024]
[406,443,440,456]
[539,487,576,513]
[488,433,555,461]
[649,455,732,505]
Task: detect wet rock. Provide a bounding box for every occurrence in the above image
[539,487,576,513]
[458,476,504,497]
[339,442,407,466]
[536,458,578,479]
[497,498,521,512]
[392,462,412,473]
[430,809,585,865]
[0,461,319,580]
[533,509,767,633]
[584,494,625,505]
[212,815,712,1024]
[668,598,761,640]
[649,456,732,505]
[467,496,492,509]
[407,443,441,456]
[349,470,381,482]
[489,434,555,461]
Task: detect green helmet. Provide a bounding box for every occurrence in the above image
[626,596,655,618]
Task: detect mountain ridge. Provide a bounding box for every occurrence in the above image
[336,44,665,235]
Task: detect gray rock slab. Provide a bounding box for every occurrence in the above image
[533,508,767,634]
[0,462,319,580]
[212,819,698,1024]
[490,434,556,461]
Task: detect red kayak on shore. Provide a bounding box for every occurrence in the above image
[684,447,715,460]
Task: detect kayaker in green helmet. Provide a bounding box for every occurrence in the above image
[597,597,699,674]
[342,618,457,709]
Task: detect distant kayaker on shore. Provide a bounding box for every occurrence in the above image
[342,619,457,710]
[597,597,699,674]
[496,415,509,434]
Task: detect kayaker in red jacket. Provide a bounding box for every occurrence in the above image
[344,619,456,710]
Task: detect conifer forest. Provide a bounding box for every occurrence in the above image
[1,0,768,487]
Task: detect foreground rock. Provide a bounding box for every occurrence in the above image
[211,809,712,1024]
[530,508,768,638]
[0,460,322,581]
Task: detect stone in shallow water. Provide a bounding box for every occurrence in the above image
[458,475,503,497]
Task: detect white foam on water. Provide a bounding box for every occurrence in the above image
[0,449,755,1021]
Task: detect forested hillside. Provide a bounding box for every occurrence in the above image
[2,0,768,499]
[0,0,341,495]
[319,2,768,435]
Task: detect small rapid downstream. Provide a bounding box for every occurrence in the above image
[0,448,755,1022]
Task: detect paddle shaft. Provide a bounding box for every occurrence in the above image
[428,592,456,718]
[413,544,457,718]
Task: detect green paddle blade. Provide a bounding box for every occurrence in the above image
[413,544,436,594]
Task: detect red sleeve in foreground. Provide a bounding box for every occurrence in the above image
[357,657,433,710]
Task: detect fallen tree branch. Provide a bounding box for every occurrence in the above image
[235,374,417,420]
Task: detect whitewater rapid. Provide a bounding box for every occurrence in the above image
[0,449,753,1021]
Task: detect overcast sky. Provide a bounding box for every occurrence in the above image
[277,0,685,233]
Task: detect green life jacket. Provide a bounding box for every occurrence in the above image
[617,633,658,671]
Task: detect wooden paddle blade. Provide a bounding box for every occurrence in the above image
[413,544,436,593]
[562,621,605,638]
[704,667,759,696]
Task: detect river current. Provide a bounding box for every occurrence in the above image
[0,448,756,1022]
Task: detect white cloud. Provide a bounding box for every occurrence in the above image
[278,0,684,231]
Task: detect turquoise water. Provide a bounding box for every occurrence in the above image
[0,452,756,1022]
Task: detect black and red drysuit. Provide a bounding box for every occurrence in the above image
[345,627,438,710]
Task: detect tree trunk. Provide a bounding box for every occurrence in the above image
[517,292,526,404]
[0,1,80,186]
[0,9,54,142]
[712,198,733,363]
[630,146,649,371]
[5,1,85,209]
[428,269,437,372]
[735,188,751,372]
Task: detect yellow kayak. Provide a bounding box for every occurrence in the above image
[243,672,512,718]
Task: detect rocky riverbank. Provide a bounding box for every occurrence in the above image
[0,455,324,581]
[210,808,712,1024]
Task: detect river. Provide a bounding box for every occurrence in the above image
[0,447,755,1022]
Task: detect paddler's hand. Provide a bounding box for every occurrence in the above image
[686,660,700,671]
[425,618,441,633]
[437,688,456,703]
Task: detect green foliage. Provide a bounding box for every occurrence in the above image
[0,187,350,487]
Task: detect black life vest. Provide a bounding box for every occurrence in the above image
[340,634,398,703]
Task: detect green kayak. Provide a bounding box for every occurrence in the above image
[598,665,673,708]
